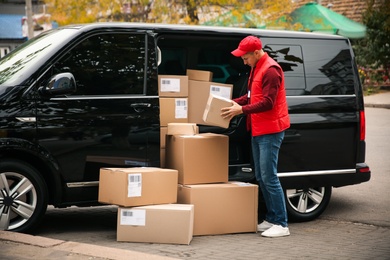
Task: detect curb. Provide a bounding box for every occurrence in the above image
[0,231,175,260]
[365,104,390,109]
[363,91,390,109]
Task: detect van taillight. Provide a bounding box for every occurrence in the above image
[360,110,366,141]
[359,166,370,173]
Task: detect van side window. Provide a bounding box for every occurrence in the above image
[303,41,355,95]
[158,48,186,75]
[264,45,305,95]
[52,33,146,95]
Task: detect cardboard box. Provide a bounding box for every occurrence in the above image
[167,123,198,135]
[161,124,198,149]
[160,148,165,168]
[187,69,213,82]
[188,80,233,124]
[160,127,166,167]
[160,127,167,149]
[98,167,178,207]
[203,94,233,128]
[158,75,188,97]
[165,133,228,184]
[117,204,194,245]
[161,124,198,167]
[177,182,258,236]
[159,98,188,126]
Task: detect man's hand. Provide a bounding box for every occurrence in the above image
[221,101,243,120]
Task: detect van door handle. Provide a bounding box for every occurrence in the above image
[130,103,151,112]
[131,103,151,108]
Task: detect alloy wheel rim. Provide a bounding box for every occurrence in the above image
[0,172,37,230]
[286,187,325,214]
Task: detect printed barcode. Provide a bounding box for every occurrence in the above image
[162,79,171,85]
[176,100,187,106]
[211,86,221,92]
[130,175,140,183]
[122,211,133,217]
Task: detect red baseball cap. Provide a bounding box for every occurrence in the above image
[231,36,263,57]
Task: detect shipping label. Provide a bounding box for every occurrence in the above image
[120,209,146,226]
[127,173,142,197]
[210,85,231,99]
[160,78,181,92]
[175,98,188,119]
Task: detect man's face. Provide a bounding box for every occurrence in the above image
[241,51,258,68]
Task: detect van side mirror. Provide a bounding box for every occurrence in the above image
[39,73,77,96]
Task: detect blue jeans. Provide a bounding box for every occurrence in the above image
[252,131,288,227]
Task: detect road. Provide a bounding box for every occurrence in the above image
[320,107,390,227]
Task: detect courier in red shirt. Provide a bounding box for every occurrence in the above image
[221,36,290,238]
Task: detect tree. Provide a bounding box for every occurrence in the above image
[26,0,34,39]
[353,0,390,82]
[44,0,293,27]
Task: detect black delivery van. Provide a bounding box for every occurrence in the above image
[0,23,370,233]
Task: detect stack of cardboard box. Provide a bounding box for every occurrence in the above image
[159,69,233,167]
[97,69,257,245]
[158,73,189,168]
[186,69,233,128]
[158,74,189,126]
[159,69,234,129]
[98,167,194,245]
[159,70,257,237]
[165,123,258,236]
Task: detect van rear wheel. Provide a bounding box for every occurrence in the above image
[285,186,332,222]
[0,159,48,233]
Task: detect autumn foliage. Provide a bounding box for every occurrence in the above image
[44,0,294,27]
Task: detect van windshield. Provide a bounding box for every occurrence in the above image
[0,28,78,87]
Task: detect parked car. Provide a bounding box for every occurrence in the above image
[0,23,370,233]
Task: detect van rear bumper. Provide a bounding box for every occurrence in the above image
[279,163,371,189]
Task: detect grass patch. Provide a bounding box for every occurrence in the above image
[363,84,390,96]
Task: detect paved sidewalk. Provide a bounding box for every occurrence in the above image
[0,230,174,260]
[1,218,390,260]
[364,91,390,109]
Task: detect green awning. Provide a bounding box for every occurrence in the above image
[289,2,366,38]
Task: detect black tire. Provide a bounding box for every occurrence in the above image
[285,186,332,222]
[0,159,48,233]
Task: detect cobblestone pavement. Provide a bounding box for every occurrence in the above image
[1,205,390,260]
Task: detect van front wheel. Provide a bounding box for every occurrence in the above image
[285,187,332,222]
[0,159,48,233]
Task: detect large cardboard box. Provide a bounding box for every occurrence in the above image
[159,97,188,126]
[160,126,168,149]
[98,167,178,207]
[203,94,233,128]
[188,80,233,125]
[187,69,213,82]
[160,148,166,168]
[165,133,228,184]
[161,123,198,168]
[117,204,194,245]
[161,124,198,149]
[177,182,258,236]
[158,75,188,97]
[160,127,167,167]
[167,123,198,135]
